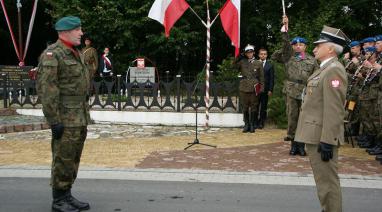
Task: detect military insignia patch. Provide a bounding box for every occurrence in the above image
[331,79,340,88]
[46,51,53,57]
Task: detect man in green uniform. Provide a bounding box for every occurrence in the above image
[295,25,349,212]
[37,16,91,212]
[81,37,98,83]
[271,15,318,156]
[374,35,382,163]
[235,44,264,133]
[356,47,379,149]
[343,41,364,138]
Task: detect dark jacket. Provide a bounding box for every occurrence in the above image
[261,60,275,92]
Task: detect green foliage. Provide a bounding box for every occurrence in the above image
[267,63,287,128]
[215,57,239,82]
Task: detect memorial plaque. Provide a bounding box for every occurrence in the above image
[129,67,155,83]
[0,65,33,81]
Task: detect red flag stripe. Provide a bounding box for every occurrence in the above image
[163,0,189,37]
[220,0,240,56]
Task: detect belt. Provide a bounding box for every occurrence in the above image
[287,79,304,84]
[60,95,88,102]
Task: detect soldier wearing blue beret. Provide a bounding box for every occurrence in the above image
[361,37,376,49]
[272,15,319,156]
[37,16,90,212]
[373,35,382,163]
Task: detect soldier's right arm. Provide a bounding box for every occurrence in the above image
[36,52,61,125]
[271,32,293,63]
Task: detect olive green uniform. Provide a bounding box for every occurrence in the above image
[81,46,98,82]
[235,57,264,130]
[37,40,91,191]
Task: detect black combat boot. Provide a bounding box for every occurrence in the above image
[368,142,382,155]
[296,142,306,156]
[359,135,375,148]
[249,111,256,133]
[289,141,298,155]
[67,189,90,211]
[284,136,293,141]
[257,119,264,129]
[242,111,250,133]
[52,189,79,212]
[375,154,382,161]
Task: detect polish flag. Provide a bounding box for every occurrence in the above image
[148,0,190,37]
[220,0,240,57]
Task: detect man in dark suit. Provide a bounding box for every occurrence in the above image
[257,48,274,129]
[98,47,113,78]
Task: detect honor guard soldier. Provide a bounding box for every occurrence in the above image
[36,16,91,212]
[356,47,379,149]
[81,36,98,83]
[343,41,364,137]
[271,15,319,156]
[235,44,264,133]
[373,35,382,163]
[295,25,350,212]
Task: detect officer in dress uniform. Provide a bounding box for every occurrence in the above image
[271,15,319,156]
[295,26,350,212]
[235,44,264,133]
[81,36,98,83]
[37,16,91,212]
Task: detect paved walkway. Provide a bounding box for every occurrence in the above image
[1,120,381,178]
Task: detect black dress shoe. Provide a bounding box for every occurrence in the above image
[296,142,306,156]
[375,154,382,161]
[289,142,298,155]
[258,123,264,129]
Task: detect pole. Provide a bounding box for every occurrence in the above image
[205,0,211,128]
[17,0,23,65]
[282,0,286,15]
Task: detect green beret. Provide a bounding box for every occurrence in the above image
[55,16,81,31]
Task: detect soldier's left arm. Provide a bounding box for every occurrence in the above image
[92,49,98,70]
[320,66,347,145]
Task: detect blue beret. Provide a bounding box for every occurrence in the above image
[375,35,382,42]
[360,37,376,44]
[348,41,360,48]
[364,46,376,53]
[291,37,307,45]
[55,16,81,31]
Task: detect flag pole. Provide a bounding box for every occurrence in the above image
[204,0,211,128]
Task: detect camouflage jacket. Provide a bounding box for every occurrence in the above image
[81,46,98,75]
[235,58,264,93]
[36,40,91,127]
[358,66,380,101]
[271,32,318,99]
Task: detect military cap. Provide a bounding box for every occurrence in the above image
[55,16,81,31]
[375,35,382,42]
[364,46,377,53]
[244,44,255,52]
[348,41,360,48]
[291,37,307,45]
[360,37,376,44]
[314,25,350,47]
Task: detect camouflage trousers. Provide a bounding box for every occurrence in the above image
[51,126,87,190]
[240,91,259,113]
[286,95,301,139]
[358,100,377,135]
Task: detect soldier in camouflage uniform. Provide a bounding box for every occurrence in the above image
[36,16,91,212]
[235,44,264,133]
[367,35,382,160]
[81,37,98,83]
[342,41,364,137]
[356,47,379,150]
[271,16,318,156]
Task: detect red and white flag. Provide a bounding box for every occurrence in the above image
[148,0,190,37]
[220,0,240,57]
